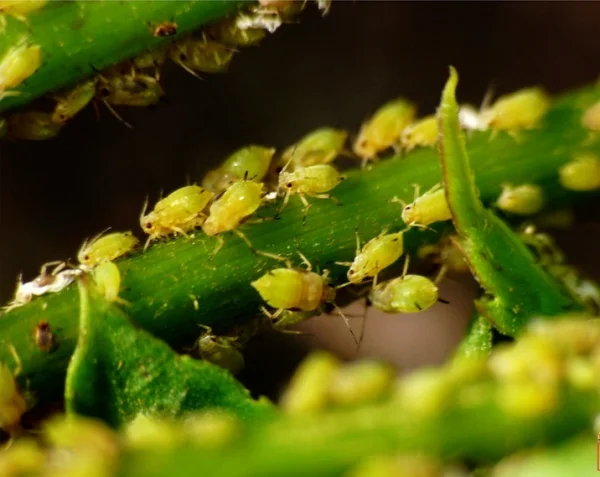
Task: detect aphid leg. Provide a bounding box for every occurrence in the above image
[434,264,449,285]
[175,57,204,81]
[401,254,410,278]
[296,251,312,271]
[390,196,407,208]
[9,343,22,376]
[333,304,358,345]
[232,229,255,253]
[209,235,225,259]
[143,235,154,252]
[276,189,292,217]
[255,250,292,268]
[299,193,312,225]
[260,305,283,321]
[102,101,133,129]
[170,225,191,239]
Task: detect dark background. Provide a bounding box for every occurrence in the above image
[1,2,600,395]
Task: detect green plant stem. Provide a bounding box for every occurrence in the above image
[1,83,599,406]
[0,0,246,114]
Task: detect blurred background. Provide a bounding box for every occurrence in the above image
[1,2,600,399]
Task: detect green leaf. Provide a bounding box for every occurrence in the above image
[438,68,582,336]
[65,279,274,428]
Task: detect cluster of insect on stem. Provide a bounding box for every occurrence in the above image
[0,0,329,138]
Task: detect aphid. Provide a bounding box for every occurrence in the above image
[201,180,264,254]
[480,87,550,131]
[495,183,545,216]
[0,0,47,24]
[400,115,438,151]
[183,411,239,449]
[34,320,54,352]
[417,235,470,278]
[458,104,487,131]
[152,20,177,37]
[369,258,439,314]
[337,230,405,286]
[582,101,600,132]
[279,127,349,170]
[394,183,452,228]
[7,111,62,140]
[207,16,267,47]
[271,309,316,332]
[78,231,139,269]
[278,163,343,219]
[169,36,235,76]
[353,98,416,164]
[0,438,46,477]
[96,72,164,107]
[0,40,41,98]
[132,47,167,80]
[51,78,97,124]
[3,262,80,312]
[280,351,341,415]
[194,326,245,374]
[236,7,283,34]
[251,252,355,341]
[93,261,125,304]
[558,153,600,191]
[141,185,215,248]
[328,360,395,406]
[315,0,332,16]
[202,145,275,193]
[0,361,26,433]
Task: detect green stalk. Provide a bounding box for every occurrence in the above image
[1,83,599,406]
[0,0,246,113]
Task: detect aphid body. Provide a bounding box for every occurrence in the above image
[353,98,416,162]
[252,267,335,312]
[34,320,54,352]
[279,128,348,169]
[369,274,438,313]
[328,361,395,406]
[0,41,41,98]
[400,115,438,151]
[236,7,283,34]
[495,183,545,216]
[582,101,600,132]
[195,329,245,374]
[170,37,234,76]
[558,153,600,191]
[480,87,549,130]
[152,20,177,37]
[97,72,163,107]
[201,180,263,236]
[399,184,452,227]
[278,164,343,216]
[7,111,62,140]
[208,17,267,47]
[93,261,123,304]
[141,185,215,246]
[78,231,139,269]
[51,78,97,124]
[346,231,404,285]
[202,145,275,193]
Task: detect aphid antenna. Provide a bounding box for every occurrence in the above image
[333,304,358,345]
[102,100,134,129]
[480,82,496,111]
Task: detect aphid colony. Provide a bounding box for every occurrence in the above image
[0,1,326,139]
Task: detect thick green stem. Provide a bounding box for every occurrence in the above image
[0,0,246,113]
[1,83,599,406]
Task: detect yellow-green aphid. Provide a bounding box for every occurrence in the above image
[0,1,47,23]
[397,183,452,227]
[342,230,405,286]
[280,351,341,415]
[495,183,545,216]
[78,231,139,269]
[7,111,62,140]
[278,164,343,217]
[271,309,316,332]
[97,71,163,107]
[353,98,416,163]
[0,41,41,98]
[0,362,26,433]
[582,101,600,132]
[369,258,439,313]
[400,115,438,151]
[141,185,215,248]
[558,153,600,191]
[169,36,234,77]
[418,235,470,278]
[279,127,348,169]
[132,47,167,80]
[0,438,46,477]
[92,262,124,304]
[182,411,239,449]
[207,16,267,47]
[328,361,396,407]
[52,78,97,124]
[481,87,550,130]
[202,145,275,193]
[195,327,245,374]
[44,415,119,459]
